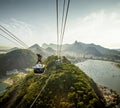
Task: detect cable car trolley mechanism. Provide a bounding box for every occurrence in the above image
[33,63,45,74]
[33,54,45,75]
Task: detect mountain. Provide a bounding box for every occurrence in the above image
[45,47,55,55]
[29,44,45,55]
[1,56,119,108]
[0,47,19,54]
[42,43,57,50]
[42,41,120,56]
[115,49,120,52]
[0,56,108,108]
[8,47,19,52]
[0,49,37,76]
[84,47,102,57]
[42,41,120,61]
[29,44,55,58]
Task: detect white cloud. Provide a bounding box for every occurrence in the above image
[0,11,120,49]
[0,18,57,47]
[0,19,35,47]
[65,11,120,48]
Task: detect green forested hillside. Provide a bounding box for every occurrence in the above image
[0,49,37,76]
[0,56,107,108]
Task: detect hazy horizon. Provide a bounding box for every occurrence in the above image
[0,0,120,49]
[0,41,120,50]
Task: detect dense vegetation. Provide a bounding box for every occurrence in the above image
[0,56,106,108]
[0,49,37,77]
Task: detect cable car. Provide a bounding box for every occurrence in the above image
[33,63,45,74]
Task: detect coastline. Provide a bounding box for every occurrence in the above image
[97,84,120,107]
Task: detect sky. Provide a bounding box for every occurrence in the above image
[0,0,120,49]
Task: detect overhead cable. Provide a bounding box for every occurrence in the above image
[0,25,28,48]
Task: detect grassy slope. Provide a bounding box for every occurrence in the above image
[0,56,105,108]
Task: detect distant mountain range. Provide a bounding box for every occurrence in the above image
[1,42,120,61]
[42,41,120,61]
[0,47,19,54]
[0,41,119,77]
[29,44,55,58]
[116,49,120,52]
